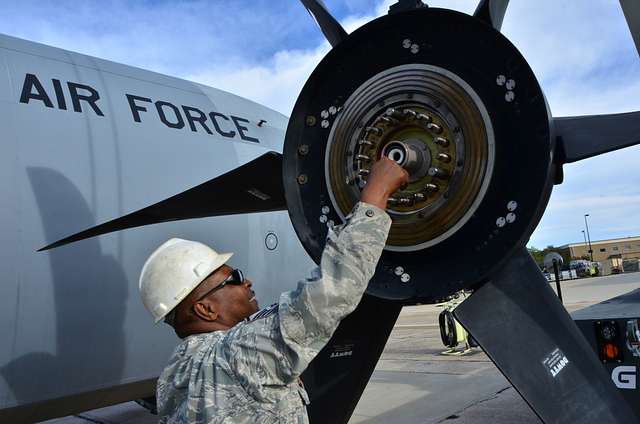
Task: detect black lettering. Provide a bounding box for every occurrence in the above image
[52,79,67,110]
[182,106,212,134]
[155,101,184,129]
[19,73,53,107]
[208,112,236,138]
[67,82,104,116]
[231,116,259,143]
[126,94,152,123]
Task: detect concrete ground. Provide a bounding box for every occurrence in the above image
[44,273,640,424]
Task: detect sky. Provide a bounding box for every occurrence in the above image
[1,0,639,249]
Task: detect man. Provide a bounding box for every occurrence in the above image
[139,157,408,423]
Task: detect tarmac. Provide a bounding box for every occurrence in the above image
[44,272,640,424]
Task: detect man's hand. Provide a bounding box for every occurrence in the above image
[360,157,409,210]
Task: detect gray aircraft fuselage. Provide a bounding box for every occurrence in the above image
[0,33,315,421]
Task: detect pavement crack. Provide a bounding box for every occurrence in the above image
[436,386,512,423]
[73,414,110,424]
[495,386,510,395]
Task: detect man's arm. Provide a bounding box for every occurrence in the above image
[276,200,390,374]
[224,159,408,393]
[277,158,408,368]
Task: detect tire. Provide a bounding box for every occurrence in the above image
[439,309,458,348]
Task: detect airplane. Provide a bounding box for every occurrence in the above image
[1,0,639,423]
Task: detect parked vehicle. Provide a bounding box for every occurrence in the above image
[570,260,598,277]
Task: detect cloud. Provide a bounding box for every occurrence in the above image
[0,0,317,76]
[503,1,637,82]
[501,0,640,117]
[187,45,330,116]
[185,0,397,115]
[186,0,474,114]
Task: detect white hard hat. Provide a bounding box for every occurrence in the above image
[139,238,233,323]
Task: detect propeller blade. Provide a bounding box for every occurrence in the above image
[454,246,636,423]
[39,151,286,251]
[473,0,509,31]
[620,0,640,56]
[555,111,640,163]
[302,294,402,424]
[300,0,348,47]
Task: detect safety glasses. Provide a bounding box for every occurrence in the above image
[196,269,245,301]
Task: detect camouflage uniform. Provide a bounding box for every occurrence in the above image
[156,202,391,423]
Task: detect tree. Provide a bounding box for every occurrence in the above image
[527,245,571,269]
[528,246,545,266]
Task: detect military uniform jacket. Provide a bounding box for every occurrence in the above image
[156,202,391,423]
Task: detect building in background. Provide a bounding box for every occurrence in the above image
[559,236,640,275]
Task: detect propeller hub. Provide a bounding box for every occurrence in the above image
[325,64,494,251]
[382,139,431,177]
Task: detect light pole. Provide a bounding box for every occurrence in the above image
[584,214,593,261]
[581,230,588,257]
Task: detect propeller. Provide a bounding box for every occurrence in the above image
[300,0,348,47]
[282,1,640,423]
[455,247,636,423]
[555,111,640,163]
[473,0,509,31]
[39,152,285,251]
[620,0,640,56]
[302,295,402,423]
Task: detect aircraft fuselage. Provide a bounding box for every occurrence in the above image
[0,32,315,421]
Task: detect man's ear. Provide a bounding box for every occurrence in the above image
[192,300,219,322]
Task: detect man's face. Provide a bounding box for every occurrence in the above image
[201,264,260,324]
